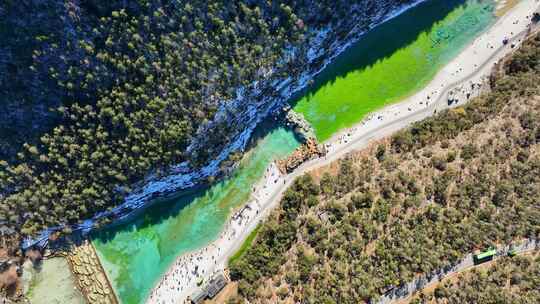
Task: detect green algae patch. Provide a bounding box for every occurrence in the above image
[228,223,261,266]
[292,0,496,141]
[92,127,299,304]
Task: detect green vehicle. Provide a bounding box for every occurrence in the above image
[508,248,518,257]
[473,248,496,264]
[196,277,204,287]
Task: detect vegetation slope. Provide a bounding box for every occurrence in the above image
[229,31,540,303]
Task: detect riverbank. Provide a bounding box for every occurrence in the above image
[147,162,285,303]
[148,1,539,303]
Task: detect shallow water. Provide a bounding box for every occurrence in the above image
[292,0,496,141]
[93,127,299,304]
[93,1,498,303]
[25,258,85,304]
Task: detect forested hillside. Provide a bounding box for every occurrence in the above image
[0,0,301,234]
[0,0,298,163]
[0,0,416,253]
[229,32,540,303]
[411,255,540,304]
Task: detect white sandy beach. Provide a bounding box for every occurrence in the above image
[148,1,540,303]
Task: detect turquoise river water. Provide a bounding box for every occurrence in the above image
[92,1,498,303]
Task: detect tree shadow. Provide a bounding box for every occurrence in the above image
[91,184,209,244]
[289,0,474,106]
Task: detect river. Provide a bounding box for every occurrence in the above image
[92,126,300,304]
[23,257,85,304]
[91,1,498,303]
[292,0,497,140]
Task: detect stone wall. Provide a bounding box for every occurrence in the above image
[67,241,117,304]
[277,138,326,174]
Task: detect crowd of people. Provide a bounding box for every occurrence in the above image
[148,164,285,304]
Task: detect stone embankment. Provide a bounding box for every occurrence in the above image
[277,137,326,174]
[281,106,316,142]
[67,241,117,304]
